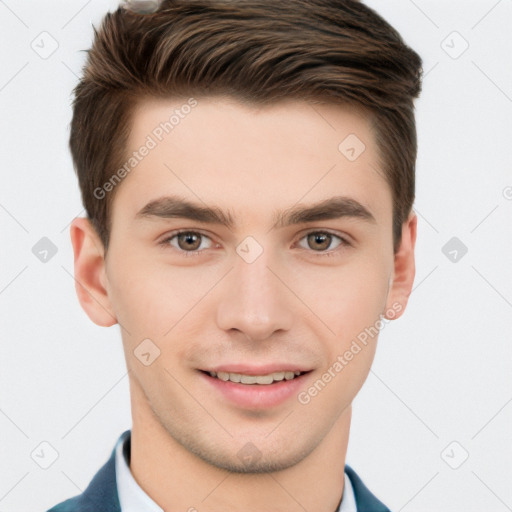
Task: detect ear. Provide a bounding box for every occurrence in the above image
[69,217,118,327]
[383,211,417,320]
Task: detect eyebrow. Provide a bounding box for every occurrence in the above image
[135,194,376,229]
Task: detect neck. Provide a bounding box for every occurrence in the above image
[128,377,351,512]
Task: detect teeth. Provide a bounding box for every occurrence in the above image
[208,370,303,385]
[241,374,258,384]
[255,374,274,385]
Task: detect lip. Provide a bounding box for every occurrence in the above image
[204,364,310,375]
[199,368,312,410]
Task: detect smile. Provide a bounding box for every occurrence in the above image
[208,370,303,385]
[200,368,311,409]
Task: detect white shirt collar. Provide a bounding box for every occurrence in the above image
[115,431,163,512]
[114,431,356,512]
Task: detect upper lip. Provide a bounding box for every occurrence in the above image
[201,364,311,375]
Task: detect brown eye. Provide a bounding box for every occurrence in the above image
[307,233,332,251]
[160,230,214,254]
[297,231,348,255]
[177,232,202,251]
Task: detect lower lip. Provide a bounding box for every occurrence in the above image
[200,371,309,409]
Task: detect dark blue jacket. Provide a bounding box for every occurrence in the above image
[48,430,391,512]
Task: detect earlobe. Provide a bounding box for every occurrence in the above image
[383,212,417,320]
[69,218,118,327]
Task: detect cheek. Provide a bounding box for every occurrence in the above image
[295,262,389,411]
[105,252,220,342]
[296,342,376,416]
[300,254,391,341]
[105,250,165,339]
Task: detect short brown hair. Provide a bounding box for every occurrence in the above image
[70,0,422,254]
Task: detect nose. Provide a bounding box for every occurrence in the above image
[216,248,294,342]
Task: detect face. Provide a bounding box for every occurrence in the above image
[78,96,414,473]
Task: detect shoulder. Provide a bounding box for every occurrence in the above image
[46,432,128,512]
[47,496,81,512]
[345,464,392,512]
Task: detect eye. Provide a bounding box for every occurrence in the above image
[159,229,351,258]
[159,230,215,255]
[296,230,351,256]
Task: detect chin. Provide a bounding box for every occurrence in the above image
[198,446,312,474]
[177,431,319,474]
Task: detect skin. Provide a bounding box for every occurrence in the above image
[70,96,417,512]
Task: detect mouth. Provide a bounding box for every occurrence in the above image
[198,367,312,409]
[203,370,307,385]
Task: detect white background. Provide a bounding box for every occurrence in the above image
[1,1,511,511]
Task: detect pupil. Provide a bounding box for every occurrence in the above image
[180,233,200,250]
[310,233,330,250]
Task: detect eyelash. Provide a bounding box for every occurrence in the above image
[158,229,351,258]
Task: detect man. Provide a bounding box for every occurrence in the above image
[48,0,422,510]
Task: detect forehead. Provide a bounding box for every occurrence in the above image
[111,95,390,229]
